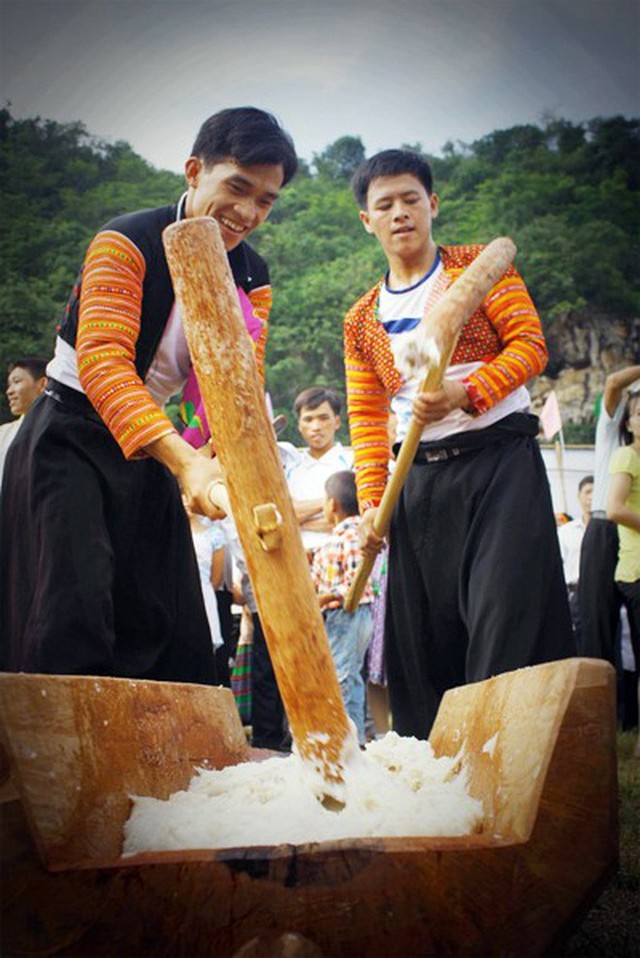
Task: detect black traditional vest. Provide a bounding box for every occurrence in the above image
[56,203,270,379]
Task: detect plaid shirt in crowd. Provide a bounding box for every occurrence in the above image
[311,516,374,605]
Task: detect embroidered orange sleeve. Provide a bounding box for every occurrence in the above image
[76,230,176,459]
[344,287,399,511]
[462,267,548,414]
[441,247,548,414]
[247,284,272,383]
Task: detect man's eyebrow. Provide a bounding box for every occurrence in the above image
[374,188,421,203]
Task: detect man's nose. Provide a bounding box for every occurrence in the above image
[234,196,259,225]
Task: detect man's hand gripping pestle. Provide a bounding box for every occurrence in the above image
[344,237,517,613]
[163,216,354,808]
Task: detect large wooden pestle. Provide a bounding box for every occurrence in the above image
[163,217,353,801]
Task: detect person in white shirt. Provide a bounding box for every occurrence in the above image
[279,386,353,556]
[0,357,48,489]
[578,365,640,661]
[558,474,593,643]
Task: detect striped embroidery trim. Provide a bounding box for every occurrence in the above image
[77,230,176,458]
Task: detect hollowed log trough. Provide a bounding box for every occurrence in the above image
[0,657,617,956]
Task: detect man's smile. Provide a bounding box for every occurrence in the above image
[217,214,246,235]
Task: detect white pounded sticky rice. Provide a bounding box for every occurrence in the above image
[122,732,483,854]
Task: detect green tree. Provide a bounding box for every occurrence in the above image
[0,110,182,419]
[1,108,638,431]
[312,135,366,180]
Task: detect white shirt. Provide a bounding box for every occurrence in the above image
[379,259,530,443]
[190,517,224,650]
[592,401,625,513]
[557,517,588,586]
[0,418,23,489]
[279,442,354,550]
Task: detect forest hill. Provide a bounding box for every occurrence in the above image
[1,109,638,442]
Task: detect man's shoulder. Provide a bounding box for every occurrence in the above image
[344,279,383,326]
[440,244,485,269]
[322,443,354,469]
[278,441,302,474]
[93,205,178,269]
[101,204,177,245]
[440,243,521,281]
[281,443,353,476]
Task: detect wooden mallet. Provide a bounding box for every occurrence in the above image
[163,217,354,805]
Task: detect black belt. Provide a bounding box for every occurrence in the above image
[394,412,541,466]
[45,378,102,422]
[413,445,468,463]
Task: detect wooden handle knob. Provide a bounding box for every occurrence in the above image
[253,503,283,552]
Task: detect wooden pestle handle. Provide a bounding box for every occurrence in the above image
[163,217,352,798]
[344,238,517,613]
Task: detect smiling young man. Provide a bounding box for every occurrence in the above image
[344,149,575,739]
[0,107,297,680]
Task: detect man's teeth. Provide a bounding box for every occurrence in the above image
[219,216,244,234]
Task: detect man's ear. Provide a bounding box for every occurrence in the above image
[430,192,440,220]
[359,209,374,235]
[184,156,201,188]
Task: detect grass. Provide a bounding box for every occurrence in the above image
[559,731,640,957]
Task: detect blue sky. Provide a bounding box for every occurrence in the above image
[1,0,638,172]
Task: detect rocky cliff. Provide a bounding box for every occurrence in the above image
[530,311,640,429]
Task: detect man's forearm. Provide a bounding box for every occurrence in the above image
[603,365,640,417]
[145,430,197,477]
[292,497,325,523]
[300,515,332,534]
[144,432,225,518]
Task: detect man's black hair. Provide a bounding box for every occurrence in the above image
[351,149,434,209]
[191,107,298,185]
[578,474,594,492]
[8,357,48,380]
[293,386,342,418]
[325,471,359,517]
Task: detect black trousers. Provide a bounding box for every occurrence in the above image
[578,517,621,663]
[250,612,287,749]
[617,580,640,669]
[0,390,217,684]
[214,587,235,687]
[386,418,575,739]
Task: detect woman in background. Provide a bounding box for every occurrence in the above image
[607,388,640,757]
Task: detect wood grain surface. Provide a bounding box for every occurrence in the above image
[0,659,618,955]
[162,217,353,796]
